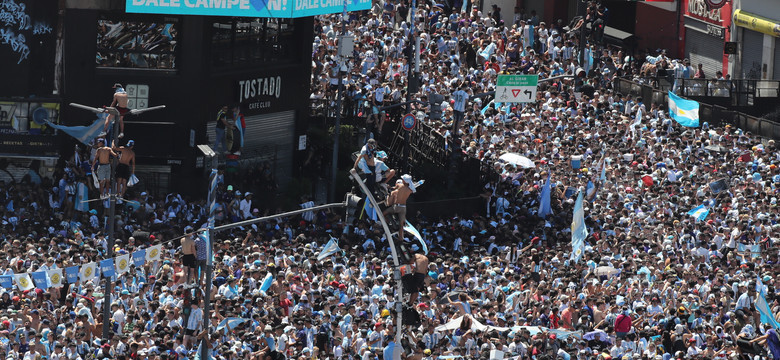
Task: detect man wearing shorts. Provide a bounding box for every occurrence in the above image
[181,233,197,285]
[113,139,135,199]
[92,139,116,198]
[402,253,429,305]
[384,174,415,241]
[184,301,203,348]
[105,83,129,138]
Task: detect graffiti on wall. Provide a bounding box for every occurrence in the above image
[0,0,51,64]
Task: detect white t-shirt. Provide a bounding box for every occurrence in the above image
[452,90,468,112]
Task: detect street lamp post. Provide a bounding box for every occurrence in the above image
[348,169,404,352]
[101,115,120,340]
[196,144,218,360]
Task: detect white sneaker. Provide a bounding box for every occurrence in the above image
[118,132,124,138]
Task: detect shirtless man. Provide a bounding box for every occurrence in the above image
[181,234,197,285]
[105,83,129,138]
[112,139,135,199]
[92,139,117,198]
[407,253,429,304]
[383,173,416,241]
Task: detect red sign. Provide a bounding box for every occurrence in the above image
[684,0,731,27]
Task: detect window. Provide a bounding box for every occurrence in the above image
[96,17,179,69]
[210,18,296,69]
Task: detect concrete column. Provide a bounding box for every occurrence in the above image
[762,33,775,80]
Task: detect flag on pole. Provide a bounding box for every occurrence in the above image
[45,114,107,145]
[115,254,130,275]
[14,273,34,291]
[318,237,342,261]
[80,262,98,282]
[667,91,700,128]
[756,277,780,329]
[538,173,552,219]
[207,168,218,265]
[145,245,162,262]
[47,268,63,288]
[570,191,588,263]
[687,205,709,222]
[30,271,48,290]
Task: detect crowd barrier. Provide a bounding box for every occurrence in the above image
[614,77,780,141]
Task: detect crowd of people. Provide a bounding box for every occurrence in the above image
[305,0,780,359]
[0,1,778,360]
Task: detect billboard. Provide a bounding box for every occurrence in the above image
[126,0,372,18]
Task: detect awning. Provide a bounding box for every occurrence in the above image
[733,10,780,38]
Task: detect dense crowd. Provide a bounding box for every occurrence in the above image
[305,0,780,360]
[0,1,777,360]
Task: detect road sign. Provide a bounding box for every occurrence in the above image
[496,75,539,103]
[401,113,417,131]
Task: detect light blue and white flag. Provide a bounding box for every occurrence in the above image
[687,205,709,222]
[259,273,274,292]
[46,114,107,145]
[404,221,428,255]
[570,191,588,263]
[363,200,378,221]
[667,91,700,128]
[30,271,49,290]
[756,277,780,330]
[216,318,249,334]
[538,173,552,219]
[318,237,342,261]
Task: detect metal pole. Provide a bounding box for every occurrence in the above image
[348,169,404,351]
[212,202,347,232]
[403,0,417,174]
[329,1,350,202]
[201,157,218,360]
[101,118,119,340]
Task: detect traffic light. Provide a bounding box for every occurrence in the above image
[345,192,363,224]
[429,93,444,120]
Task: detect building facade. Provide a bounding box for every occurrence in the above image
[730,0,780,80]
[0,0,313,194]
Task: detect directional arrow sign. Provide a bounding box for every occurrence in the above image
[496,75,539,103]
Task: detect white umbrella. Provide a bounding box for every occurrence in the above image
[499,153,535,168]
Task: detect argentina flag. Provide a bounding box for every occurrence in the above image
[667,91,700,128]
[687,205,709,222]
[756,277,780,330]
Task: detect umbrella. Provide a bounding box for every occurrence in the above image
[594,266,619,277]
[583,329,609,342]
[499,153,535,168]
[704,144,727,153]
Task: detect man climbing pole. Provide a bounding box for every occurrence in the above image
[383,174,416,241]
[92,138,117,199]
[112,139,135,199]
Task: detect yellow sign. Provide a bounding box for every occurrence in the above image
[149,249,159,259]
[50,273,60,284]
[19,277,29,287]
[85,267,93,277]
[733,10,780,37]
[119,259,128,270]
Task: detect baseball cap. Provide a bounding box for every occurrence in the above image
[127,140,135,146]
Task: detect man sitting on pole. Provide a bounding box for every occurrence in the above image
[105,83,129,139]
[383,174,415,241]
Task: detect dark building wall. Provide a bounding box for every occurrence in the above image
[60,7,313,194]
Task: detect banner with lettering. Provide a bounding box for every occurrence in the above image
[65,266,79,284]
[0,276,12,289]
[30,271,48,290]
[100,259,116,278]
[132,249,147,267]
[126,0,372,18]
